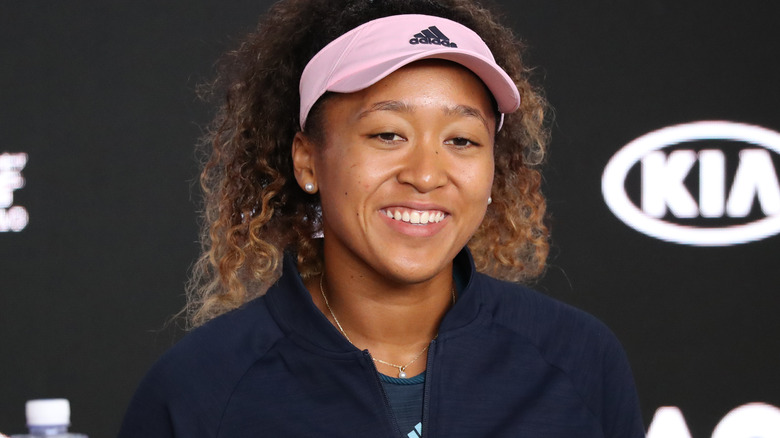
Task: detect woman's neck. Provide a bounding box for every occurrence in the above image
[304,260,455,376]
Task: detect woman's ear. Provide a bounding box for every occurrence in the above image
[292,132,318,193]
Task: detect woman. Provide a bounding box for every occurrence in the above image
[119,0,645,436]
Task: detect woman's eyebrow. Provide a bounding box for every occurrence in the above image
[444,104,489,129]
[357,100,413,119]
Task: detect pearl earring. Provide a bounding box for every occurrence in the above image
[487,196,492,205]
[304,183,315,193]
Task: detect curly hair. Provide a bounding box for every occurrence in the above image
[186,0,550,327]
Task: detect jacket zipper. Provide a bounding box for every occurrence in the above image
[365,350,403,437]
[421,338,437,437]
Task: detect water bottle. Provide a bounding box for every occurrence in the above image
[10,399,87,438]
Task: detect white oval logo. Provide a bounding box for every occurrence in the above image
[602,121,780,246]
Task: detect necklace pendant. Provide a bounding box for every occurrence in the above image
[398,369,407,379]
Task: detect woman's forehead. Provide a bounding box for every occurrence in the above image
[324,60,497,123]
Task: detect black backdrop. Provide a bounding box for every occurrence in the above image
[2,1,779,437]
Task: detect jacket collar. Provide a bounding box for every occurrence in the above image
[264,248,483,353]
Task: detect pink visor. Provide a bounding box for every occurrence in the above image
[299,14,521,130]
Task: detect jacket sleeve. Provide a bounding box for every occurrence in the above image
[117,368,176,438]
[601,335,646,438]
[116,349,228,438]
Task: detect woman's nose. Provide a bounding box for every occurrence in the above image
[396,139,448,193]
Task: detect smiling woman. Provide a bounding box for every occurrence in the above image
[296,61,496,286]
[118,1,646,437]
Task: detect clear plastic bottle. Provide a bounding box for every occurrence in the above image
[10,399,87,438]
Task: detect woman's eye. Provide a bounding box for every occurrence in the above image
[445,137,479,148]
[374,132,404,142]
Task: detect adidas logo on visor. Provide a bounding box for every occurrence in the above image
[409,26,458,47]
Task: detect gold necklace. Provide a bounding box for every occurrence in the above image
[319,274,455,378]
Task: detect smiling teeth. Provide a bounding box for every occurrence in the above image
[385,209,445,224]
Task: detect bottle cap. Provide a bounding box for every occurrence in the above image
[26,399,71,426]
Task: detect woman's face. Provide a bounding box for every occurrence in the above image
[296,60,496,285]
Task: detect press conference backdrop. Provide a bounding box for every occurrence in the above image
[2,1,778,437]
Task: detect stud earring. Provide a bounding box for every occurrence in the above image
[487,196,492,205]
[304,183,315,193]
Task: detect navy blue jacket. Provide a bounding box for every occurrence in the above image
[119,250,645,437]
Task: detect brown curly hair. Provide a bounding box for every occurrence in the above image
[186,0,550,327]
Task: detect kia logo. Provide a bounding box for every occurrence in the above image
[602,121,780,246]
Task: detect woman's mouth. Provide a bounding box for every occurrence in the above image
[382,208,447,225]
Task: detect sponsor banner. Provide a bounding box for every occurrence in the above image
[602,121,780,246]
[0,152,29,232]
[647,403,780,438]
